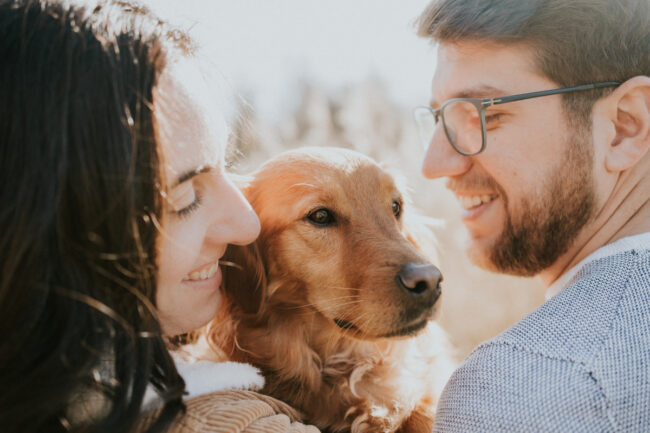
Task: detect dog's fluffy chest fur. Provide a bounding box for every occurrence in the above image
[234,307,454,433]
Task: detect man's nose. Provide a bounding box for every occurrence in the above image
[421,126,471,179]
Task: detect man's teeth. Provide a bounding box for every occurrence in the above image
[459,195,496,210]
[183,261,220,281]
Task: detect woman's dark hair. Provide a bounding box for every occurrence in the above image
[0,1,193,431]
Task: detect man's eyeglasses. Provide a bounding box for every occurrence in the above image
[413,81,620,156]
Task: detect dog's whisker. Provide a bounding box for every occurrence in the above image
[309,295,360,303]
[353,311,377,334]
[328,286,361,292]
[285,302,358,313]
[319,299,363,310]
[304,301,364,315]
[332,310,371,340]
[290,304,365,322]
[313,298,362,307]
[284,296,361,311]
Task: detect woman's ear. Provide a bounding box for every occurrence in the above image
[602,76,650,172]
[221,242,267,315]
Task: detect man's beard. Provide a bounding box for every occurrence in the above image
[488,128,596,276]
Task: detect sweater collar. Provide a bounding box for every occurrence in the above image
[546,231,650,300]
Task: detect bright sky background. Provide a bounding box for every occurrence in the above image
[140,0,438,122]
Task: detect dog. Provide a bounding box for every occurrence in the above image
[205,147,454,432]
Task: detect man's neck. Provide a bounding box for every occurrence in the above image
[541,161,650,287]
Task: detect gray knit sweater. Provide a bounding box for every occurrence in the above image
[434,247,650,432]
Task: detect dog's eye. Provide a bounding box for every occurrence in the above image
[392,200,401,218]
[307,208,336,226]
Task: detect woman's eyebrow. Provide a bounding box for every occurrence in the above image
[173,165,213,187]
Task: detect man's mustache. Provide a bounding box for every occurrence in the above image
[446,173,500,193]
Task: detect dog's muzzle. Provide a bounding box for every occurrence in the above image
[396,263,442,300]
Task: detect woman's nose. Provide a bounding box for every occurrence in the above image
[421,126,472,179]
[210,176,260,246]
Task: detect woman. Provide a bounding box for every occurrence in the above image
[0,1,315,432]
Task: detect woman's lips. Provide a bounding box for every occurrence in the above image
[183,261,220,281]
[182,260,222,291]
[182,265,222,291]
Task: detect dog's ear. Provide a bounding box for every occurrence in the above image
[221,242,267,315]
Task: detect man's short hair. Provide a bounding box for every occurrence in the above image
[416,0,650,123]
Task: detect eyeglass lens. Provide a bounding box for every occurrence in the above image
[443,101,483,155]
[414,101,484,155]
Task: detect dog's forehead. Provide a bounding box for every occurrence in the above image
[266,163,397,206]
[257,148,398,191]
[248,148,404,226]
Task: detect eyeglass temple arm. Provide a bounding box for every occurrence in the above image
[487,81,621,106]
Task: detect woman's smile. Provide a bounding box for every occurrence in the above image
[182,261,223,292]
[183,260,221,281]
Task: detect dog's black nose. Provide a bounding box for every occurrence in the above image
[397,263,442,297]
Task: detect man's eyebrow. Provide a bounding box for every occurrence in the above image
[430,84,507,107]
[173,165,213,187]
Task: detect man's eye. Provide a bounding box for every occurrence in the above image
[485,113,504,127]
[306,208,336,226]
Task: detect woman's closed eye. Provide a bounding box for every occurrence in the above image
[176,191,202,218]
[168,181,203,218]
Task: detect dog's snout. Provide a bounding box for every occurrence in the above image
[397,263,442,297]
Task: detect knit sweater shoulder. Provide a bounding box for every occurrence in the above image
[433,248,650,432]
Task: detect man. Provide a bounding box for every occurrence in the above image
[413,0,650,431]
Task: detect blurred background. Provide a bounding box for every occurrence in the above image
[141,0,546,359]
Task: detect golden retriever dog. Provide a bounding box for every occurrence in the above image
[206,147,454,433]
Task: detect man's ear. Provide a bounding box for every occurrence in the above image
[221,242,267,315]
[602,76,650,172]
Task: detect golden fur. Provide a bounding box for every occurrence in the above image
[206,147,454,432]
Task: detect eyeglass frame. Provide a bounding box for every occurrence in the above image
[414,81,621,156]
